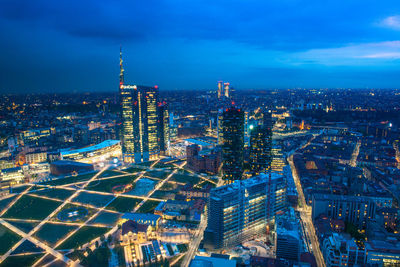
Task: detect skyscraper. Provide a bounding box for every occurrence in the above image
[120,85,136,163]
[120,48,136,163]
[224,82,230,98]
[217,81,232,99]
[249,111,273,175]
[217,108,224,145]
[217,81,223,99]
[221,107,244,181]
[157,102,170,155]
[135,85,160,162]
[119,50,167,163]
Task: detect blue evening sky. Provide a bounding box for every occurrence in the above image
[1,0,400,92]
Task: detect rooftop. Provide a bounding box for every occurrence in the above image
[61,140,120,156]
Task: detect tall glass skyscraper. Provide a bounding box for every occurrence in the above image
[249,111,273,175]
[119,51,166,163]
[137,85,160,161]
[120,85,136,163]
[157,102,170,155]
[221,107,244,181]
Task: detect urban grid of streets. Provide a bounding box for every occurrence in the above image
[0,132,362,266]
[0,158,217,266]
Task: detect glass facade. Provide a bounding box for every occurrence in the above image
[205,173,287,249]
[119,52,167,163]
[221,107,244,181]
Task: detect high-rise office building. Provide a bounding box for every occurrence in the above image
[217,81,232,99]
[271,141,286,175]
[217,108,223,145]
[224,82,230,98]
[217,81,223,99]
[120,48,136,162]
[221,107,244,181]
[119,50,167,163]
[249,112,272,175]
[204,173,287,249]
[157,102,170,155]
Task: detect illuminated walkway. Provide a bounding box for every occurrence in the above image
[0,158,202,266]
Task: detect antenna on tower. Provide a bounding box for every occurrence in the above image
[119,45,124,88]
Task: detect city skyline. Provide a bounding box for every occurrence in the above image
[1,1,400,266]
[2,1,400,93]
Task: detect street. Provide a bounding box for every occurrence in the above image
[288,155,326,267]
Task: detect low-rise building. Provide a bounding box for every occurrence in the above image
[322,233,366,267]
[0,167,25,187]
[154,199,205,222]
[60,139,121,163]
[25,151,47,164]
[50,160,94,176]
[276,220,301,261]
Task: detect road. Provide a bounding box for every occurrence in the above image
[350,139,361,167]
[288,155,325,267]
[181,213,207,267]
[394,141,400,169]
[180,169,225,266]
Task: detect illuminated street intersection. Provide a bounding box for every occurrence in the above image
[0,159,214,266]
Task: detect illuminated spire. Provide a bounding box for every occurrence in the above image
[119,45,124,89]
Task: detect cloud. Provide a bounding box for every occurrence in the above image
[380,15,400,30]
[287,41,400,66]
[1,0,399,51]
[360,52,400,59]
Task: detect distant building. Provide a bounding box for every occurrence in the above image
[217,81,223,99]
[50,160,94,176]
[221,107,244,181]
[204,173,286,249]
[224,82,230,98]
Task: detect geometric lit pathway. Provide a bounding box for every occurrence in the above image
[0,159,195,266]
